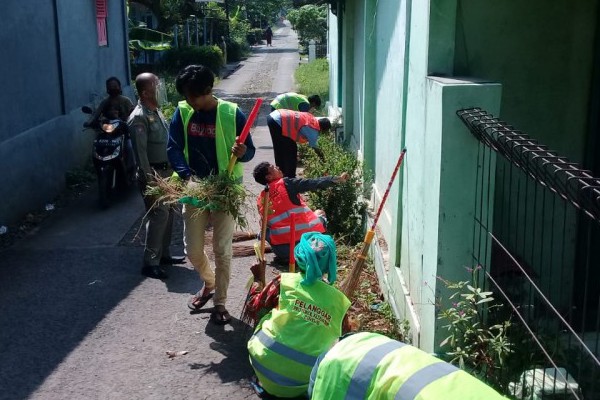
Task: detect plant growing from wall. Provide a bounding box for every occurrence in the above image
[437,267,513,390]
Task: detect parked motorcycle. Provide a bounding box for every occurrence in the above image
[82,106,135,208]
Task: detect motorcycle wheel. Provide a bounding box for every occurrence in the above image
[98,171,111,209]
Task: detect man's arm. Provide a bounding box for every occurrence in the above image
[167,108,193,180]
[127,116,151,182]
[284,173,349,199]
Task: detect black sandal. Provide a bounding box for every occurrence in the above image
[211,307,232,325]
[187,291,214,311]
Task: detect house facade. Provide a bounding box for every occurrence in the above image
[327,0,599,393]
[1,0,132,225]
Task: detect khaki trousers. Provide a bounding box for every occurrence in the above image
[141,169,174,266]
[182,205,234,306]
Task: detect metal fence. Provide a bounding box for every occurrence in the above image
[457,108,600,399]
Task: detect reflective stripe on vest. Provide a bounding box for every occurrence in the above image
[249,354,305,387]
[394,362,458,400]
[254,330,318,367]
[278,110,320,143]
[258,179,325,245]
[346,341,407,400]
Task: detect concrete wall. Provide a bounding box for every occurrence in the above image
[0,0,132,226]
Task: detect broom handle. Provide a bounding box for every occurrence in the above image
[371,148,407,229]
[227,98,264,174]
[289,213,296,272]
[342,149,406,297]
[258,185,270,287]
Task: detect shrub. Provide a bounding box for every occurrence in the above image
[158,45,224,76]
[246,28,264,45]
[226,39,249,62]
[437,268,513,390]
[301,134,371,245]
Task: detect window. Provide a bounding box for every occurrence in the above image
[96,0,107,46]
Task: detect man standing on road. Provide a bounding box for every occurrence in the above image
[167,64,256,325]
[267,109,330,178]
[128,73,185,280]
[270,92,321,113]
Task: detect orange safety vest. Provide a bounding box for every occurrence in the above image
[257,179,325,245]
[278,110,320,144]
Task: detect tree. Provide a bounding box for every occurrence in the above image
[287,4,327,45]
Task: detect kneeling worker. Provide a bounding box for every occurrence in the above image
[247,232,351,398]
[252,161,348,263]
[309,332,507,400]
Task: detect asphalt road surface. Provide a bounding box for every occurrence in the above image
[0,21,301,400]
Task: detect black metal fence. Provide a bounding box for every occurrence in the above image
[457,108,600,399]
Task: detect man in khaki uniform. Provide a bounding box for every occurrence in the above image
[128,73,184,280]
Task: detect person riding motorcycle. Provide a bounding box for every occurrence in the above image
[84,77,134,128]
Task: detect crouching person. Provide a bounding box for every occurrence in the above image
[247,232,351,398]
[308,332,507,400]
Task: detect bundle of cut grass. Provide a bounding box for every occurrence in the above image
[144,173,249,228]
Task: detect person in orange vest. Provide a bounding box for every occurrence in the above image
[252,161,348,263]
[267,109,331,178]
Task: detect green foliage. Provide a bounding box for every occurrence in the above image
[437,268,513,390]
[287,4,327,46]
[302,135,372,245]
[158,45,224,76]
[295,58,329,106]
[247,27,265,45]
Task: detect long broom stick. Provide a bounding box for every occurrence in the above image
[288,213,296,272]
[227,98,264,174]
[340,149,407,298]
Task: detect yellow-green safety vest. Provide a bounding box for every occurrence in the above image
[270,92,309,111]
[309,332,507,400]
[248,273,350,398]
[177,99,243,181]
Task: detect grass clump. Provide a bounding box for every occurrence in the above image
[145,173,249,228]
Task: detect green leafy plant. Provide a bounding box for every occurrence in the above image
[302,134,372,244]
[158,45,224,76]
[437,267,513,389]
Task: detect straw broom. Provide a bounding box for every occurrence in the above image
[340,149,407,299]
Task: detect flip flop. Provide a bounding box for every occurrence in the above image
[211,308,232,325]
[187,291,214,311]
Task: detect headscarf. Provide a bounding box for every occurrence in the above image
[294,232,337,285]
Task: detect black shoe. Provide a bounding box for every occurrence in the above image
[160,256,186,265]
[141,265,168,280]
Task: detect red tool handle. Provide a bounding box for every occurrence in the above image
[227,98,264,174]
[289,213,296,272]
[371,149,407,229]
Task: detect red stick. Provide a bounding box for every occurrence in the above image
[289,213,296,272]
[238,98,263,144]
[227,97,264,174]
[371,149,407,229]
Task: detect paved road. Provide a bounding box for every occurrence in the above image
[0,21,300,400]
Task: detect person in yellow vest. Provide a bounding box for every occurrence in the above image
[252,161,348,264]
[267,110,331,178]
[167,64,256,324]
[270,92,321,113]
[308,332,508,400]
[247,232,351,398]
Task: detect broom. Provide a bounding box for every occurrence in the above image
[227,98,264,174]
[288,213,296,272]
[340,149,407,299]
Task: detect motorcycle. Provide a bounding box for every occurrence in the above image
[82,106,136,208]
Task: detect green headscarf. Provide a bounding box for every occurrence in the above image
[294,232,337,285]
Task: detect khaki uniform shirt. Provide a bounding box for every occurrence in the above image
[127,101,169,180]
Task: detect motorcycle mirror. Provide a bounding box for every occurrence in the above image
[81,106,93,114]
